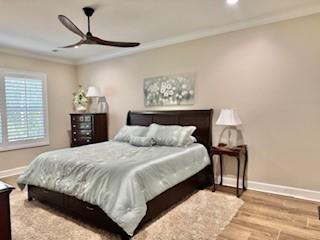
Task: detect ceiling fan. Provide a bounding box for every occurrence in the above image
[58,7,140,48]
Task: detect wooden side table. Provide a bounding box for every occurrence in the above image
[0,181,15,240]
[211,143,248,197]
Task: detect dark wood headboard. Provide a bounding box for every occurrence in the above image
[127,109,213,150]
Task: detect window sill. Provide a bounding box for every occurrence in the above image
[0,141,50,152]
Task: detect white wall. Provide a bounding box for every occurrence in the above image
[77,14,320,191]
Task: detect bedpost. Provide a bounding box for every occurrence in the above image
[208,108,213,151]
[27,186,33,201]
[126,111,132,125]
[120,231,131,240]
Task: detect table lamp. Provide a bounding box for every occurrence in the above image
[86,86,103,113]
[216,109,242,146]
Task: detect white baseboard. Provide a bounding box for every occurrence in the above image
[220,177,320,202]
[0,166,26,179]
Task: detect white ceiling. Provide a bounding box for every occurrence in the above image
[1,0,320,65]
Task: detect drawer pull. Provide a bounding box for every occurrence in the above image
[86,133,90,136]
[86,139,90,143]
[73,132,76,135]
[73,125,76,127]
[86,206,94,211]
[74,139,77,141]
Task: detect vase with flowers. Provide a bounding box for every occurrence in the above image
[72,85,88,112]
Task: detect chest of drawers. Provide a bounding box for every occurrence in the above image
[70,113,108,147]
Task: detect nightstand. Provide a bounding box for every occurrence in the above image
[0,181,14,240]
[210,143,248,197]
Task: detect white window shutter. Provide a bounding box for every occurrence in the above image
[0,75,4,145]
[0,105,2,144]
[0,69,48,151]
[4,76,46,142]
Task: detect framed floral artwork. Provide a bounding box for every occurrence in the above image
[144,73,195,106]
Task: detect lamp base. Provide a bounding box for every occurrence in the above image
[89,97,108,113]
[219,126,243,147]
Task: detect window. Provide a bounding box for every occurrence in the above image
[0,69,49,151]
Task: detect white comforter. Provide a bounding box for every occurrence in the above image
[18,141,210,235]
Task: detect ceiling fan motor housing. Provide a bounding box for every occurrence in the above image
[83,7,95,17]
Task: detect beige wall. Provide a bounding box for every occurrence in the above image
[77,14,320,191]
[0,52,77,171]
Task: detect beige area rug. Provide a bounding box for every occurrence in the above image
[10,189,243,240]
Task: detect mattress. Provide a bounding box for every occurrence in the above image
[18,141,210,235]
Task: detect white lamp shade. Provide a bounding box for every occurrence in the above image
[216,109,242,126]
[86,86,102,97]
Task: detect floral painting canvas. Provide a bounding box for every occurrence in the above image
[144,73,195,106]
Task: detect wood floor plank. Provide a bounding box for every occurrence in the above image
[239,202,308,227]
[217,224,251,240]
[307,218,320,231]
[278,231,319,240]
[278,232,308,240]
[231,217,280,239]
[283,199,319,218]
[241,192,285,206]
[219,222,277,240]
[235,214,320,240]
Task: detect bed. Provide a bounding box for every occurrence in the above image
[20,109,213,239]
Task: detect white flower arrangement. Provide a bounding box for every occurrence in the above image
[72,85,88,107]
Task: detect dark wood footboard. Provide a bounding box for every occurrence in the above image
[28,166,211,239]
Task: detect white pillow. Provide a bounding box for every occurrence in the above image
[129,136,155,147]
[113,125,148,142]
[185,136,197,146]
[146,123,196,147]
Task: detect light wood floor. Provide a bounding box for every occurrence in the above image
[216,186,320,240]
[2,176,320,240]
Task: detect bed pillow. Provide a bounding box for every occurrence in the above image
[113,125,149,142]
[146,123,196,147]
[129,136,155,147]
[185,136,197,146]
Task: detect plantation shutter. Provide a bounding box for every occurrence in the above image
[0,104,2,144]
[4,75,46,142]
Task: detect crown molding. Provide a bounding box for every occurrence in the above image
[77,4,320,65]
[0,47,76,65]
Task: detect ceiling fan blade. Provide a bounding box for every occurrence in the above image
[90,36,140,48]
[59,40,84,48]
[58,15,86,39]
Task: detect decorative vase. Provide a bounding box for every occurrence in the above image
[75,105,87,113]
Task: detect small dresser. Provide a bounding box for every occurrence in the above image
[70,113,108,147]
[0,181,14,240]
